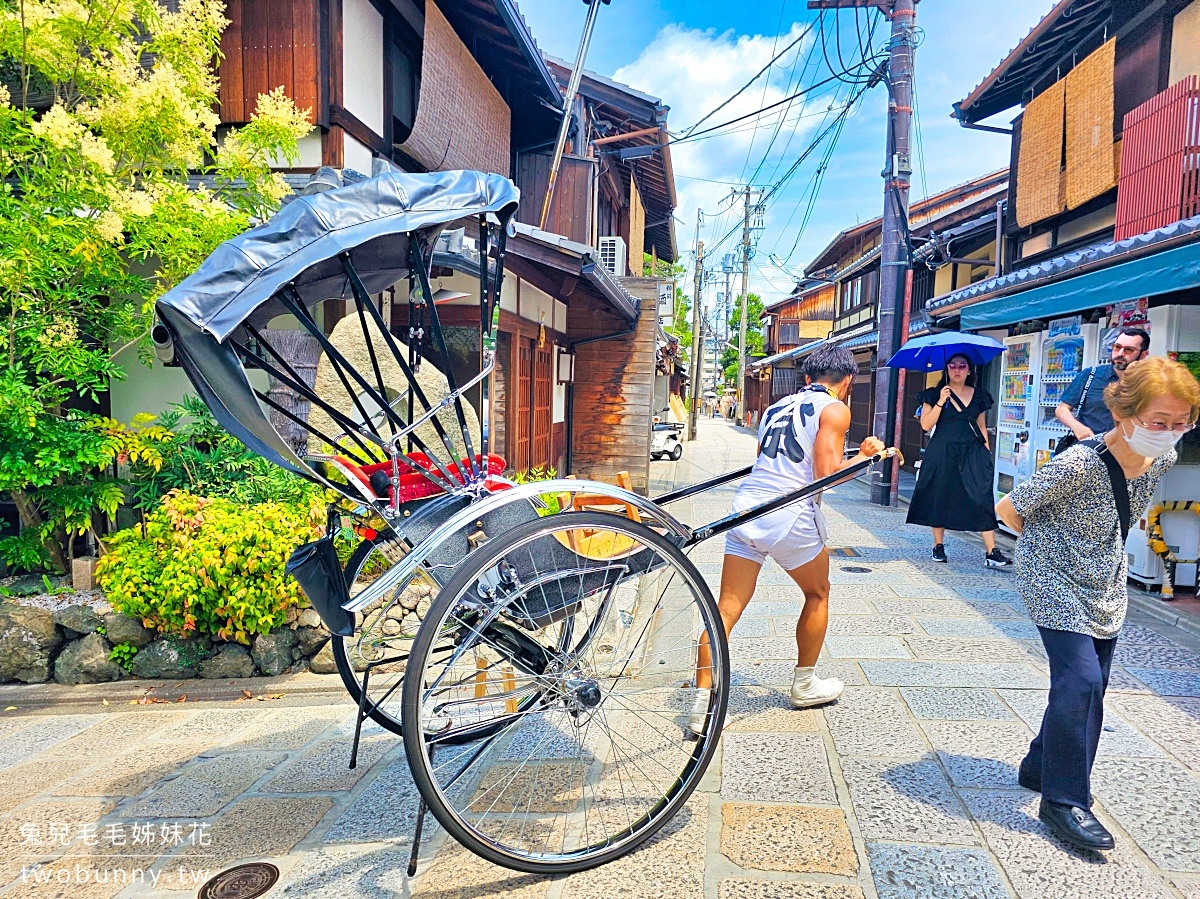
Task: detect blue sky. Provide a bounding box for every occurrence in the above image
[516,0,1055,305]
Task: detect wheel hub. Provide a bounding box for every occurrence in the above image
[562,676,603,717]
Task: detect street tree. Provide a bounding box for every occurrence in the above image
[721,293,765,383]
[0,0,313,572]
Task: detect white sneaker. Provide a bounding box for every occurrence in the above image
[686,689,729,737]
[790,667,844,709]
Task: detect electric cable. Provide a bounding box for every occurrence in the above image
[677,18,820,138]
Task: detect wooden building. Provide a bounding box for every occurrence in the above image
[952,0,1200,272]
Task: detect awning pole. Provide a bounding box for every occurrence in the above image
[538,0,606,231]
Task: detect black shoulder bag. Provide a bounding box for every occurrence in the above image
[950,393,995,501]
[1082,437,1131,541]
[1053,367,1098,457]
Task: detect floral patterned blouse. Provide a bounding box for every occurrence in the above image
[1007,443,1175,639]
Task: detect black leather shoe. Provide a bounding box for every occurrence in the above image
[1039,799,1114,851]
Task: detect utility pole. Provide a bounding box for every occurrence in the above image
[539,0,608,230]
[722,254,735,350]
[689,222,705,441]
[735,187,762,427]
[810,0,918,505]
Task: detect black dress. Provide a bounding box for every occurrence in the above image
[906,386,998,532]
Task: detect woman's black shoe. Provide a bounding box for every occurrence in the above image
[932,544,948,563]
[1038,799,1114,851]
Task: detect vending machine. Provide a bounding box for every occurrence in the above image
[1030,316,1100,470]
[994,333,1042,516]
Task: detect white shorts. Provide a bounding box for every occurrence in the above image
[723,493,828,572]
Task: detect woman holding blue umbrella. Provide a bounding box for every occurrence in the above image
[904,350,1011,567]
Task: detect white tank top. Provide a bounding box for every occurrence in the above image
[741,385,843,496]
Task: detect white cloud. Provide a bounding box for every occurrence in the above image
[613,21,862,304]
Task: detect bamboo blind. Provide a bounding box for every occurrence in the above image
[1017,79,1066,227]
[1065,39,1117,210]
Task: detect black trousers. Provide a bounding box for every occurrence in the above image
[1020,626,1116,808]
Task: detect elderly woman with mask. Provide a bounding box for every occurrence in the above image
[996,356,1200,852]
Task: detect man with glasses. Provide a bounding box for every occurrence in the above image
[1056,327,1150,442]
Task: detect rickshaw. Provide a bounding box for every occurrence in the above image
[155,169,897,874]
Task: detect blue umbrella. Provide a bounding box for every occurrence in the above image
[884,331,1004,371]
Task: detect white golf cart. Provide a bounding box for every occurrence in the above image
[651,419,684,461]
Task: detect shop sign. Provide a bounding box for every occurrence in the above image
[1047,315,1082,338]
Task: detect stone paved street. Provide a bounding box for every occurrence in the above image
[3,416,1200,898]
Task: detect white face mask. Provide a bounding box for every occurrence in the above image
[1122,421,1184,458]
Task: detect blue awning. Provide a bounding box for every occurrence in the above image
[961,238,1200,329]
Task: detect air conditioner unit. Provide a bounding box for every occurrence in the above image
[598,236,627,278]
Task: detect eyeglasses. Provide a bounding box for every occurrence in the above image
[946,362,970,370]
[1133,416,1197,434]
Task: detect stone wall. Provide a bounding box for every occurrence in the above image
[0,601,334,685]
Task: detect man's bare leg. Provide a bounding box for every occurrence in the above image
[695,554,761,690]
[786,547,831,667]
[785,547,843,708]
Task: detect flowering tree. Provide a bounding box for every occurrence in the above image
[0,0,313,572]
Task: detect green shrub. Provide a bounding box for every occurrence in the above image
[109,642,138,672]
[508,466,562,515]
[128,397,326,511]
[96,491,323,643]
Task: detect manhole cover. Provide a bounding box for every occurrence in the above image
[840,566,872,574]
[198,863,279,899]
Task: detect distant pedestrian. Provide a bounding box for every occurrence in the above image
[690,345,885,736]
[906,353,1011,567]
[1054,327,1149,454]
[996,357,1200,852]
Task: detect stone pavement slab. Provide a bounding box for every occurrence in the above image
[918,720,1031,788]
[905,636,1040,665]
[720,803,857,875]
[725,686,819,732]
[721,733,835,804]
[717,880,865,899]
[862,661,1048,689]
[123,751,288,819]
[824,688,926,757]
[915,617,1039,639]
[838,756,977,845]
[157,795,332,890]
[1093,757,1200,871]
[826,615,918,636]
[1118,667,1200,696]
[1107,693,1200,773]
[866,843,1009,899]
[823,636,911,660]
[0,713,103,770]
[998,689,1165,758]
[899,687,1015,721]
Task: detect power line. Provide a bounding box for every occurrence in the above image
[670,70,862,145]
[678,18,819,139]
[739,0,794,183]
[748,15,825,187]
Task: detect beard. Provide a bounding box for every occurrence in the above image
[1112,358,1131,372]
